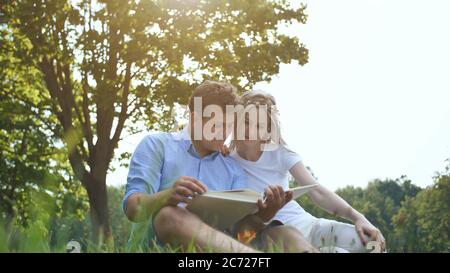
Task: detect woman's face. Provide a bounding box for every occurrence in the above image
[235,108,270,148]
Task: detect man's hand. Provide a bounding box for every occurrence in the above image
[354,216,386,252]
[166,176,208,206]
[255,186,293,222]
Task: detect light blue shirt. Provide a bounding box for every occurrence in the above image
[123,127,248,212]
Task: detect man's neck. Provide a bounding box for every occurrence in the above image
[187,123,216,158]
[191,140,214,158]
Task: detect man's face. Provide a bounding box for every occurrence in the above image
[192,111,234,152]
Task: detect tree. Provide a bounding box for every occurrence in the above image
[0,26,88,230]
[394,162,450,252]
[0,26,89,253]
[1,0,309,246]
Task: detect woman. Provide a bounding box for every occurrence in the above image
[229,90,386,253]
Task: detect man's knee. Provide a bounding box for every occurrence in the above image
[154,206,196,243]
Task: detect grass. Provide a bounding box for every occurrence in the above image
[0,220,294,253]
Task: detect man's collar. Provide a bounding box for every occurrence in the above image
[172,126,219,159]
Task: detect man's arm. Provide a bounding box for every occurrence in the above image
[125,177,207,222]
[125,191,170,222]
[123,134,165,222]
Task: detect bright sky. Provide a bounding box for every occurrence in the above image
[107,0,450,191]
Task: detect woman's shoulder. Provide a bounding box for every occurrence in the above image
[265,143,300,157]
[267,144,302,170]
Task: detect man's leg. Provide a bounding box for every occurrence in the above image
[262,225,319,253]
[154,206,259,253]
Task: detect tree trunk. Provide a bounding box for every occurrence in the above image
[84,174,114,250]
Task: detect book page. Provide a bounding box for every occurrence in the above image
[186,195,258,230]
[202,189,262,203]
[289,184,318,200]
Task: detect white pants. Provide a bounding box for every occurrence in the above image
[273,202,372,253]
[306,218,370,253]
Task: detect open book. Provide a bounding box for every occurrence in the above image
[185,184,317,230]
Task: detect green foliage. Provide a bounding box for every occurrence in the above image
[393,165,450,252]
[106,186,132,251]
[2,0,309,141]
[0,187,87,252]
[0,26,88,230]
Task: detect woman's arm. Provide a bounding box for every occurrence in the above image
[290,162,385,250]
[290,162,359,220]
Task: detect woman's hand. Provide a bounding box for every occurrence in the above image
[354,216,386,252]
[256,186,293,222]
[220,145,230,156]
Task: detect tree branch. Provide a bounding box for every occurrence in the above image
[110,62,131,156]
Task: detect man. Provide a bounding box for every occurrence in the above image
[123,80,315,252]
